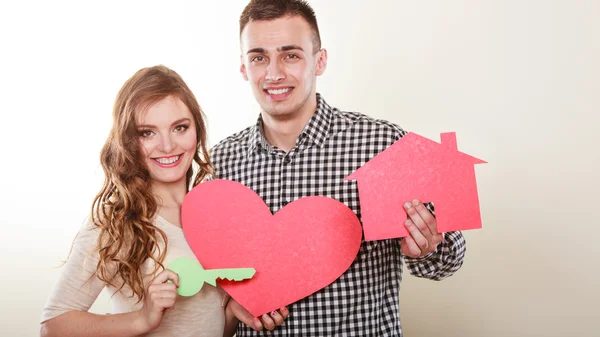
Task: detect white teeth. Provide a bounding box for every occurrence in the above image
[267,88,292,95]
[155,155,180,165]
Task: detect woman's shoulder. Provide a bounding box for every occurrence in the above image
[71,214,101,244]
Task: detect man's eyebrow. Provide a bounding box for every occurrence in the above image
[247,47,266,54]
[278,45,304,52]
[246,45,304,54]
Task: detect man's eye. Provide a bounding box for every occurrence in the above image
[252,56,265,62]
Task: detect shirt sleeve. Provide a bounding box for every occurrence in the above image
[40,219,106,324]
[403,202,467,280]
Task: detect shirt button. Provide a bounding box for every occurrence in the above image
[282,200,289,206]
[283,157,291,164]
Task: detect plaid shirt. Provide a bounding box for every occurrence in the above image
[210,93,467,336]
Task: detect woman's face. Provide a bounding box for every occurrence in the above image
[136,95,197,186]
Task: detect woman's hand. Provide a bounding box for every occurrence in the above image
[226,298,289,331]
[136,269,180,332]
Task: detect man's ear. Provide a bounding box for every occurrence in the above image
[240,55,249,81]
[315,48,328,76]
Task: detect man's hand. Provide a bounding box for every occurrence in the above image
[401,199,443,258]
[226,298,289,331]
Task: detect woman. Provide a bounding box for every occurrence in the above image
[40,65,286,336]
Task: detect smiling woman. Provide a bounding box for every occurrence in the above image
[137,98,200,187]
[39,65,228,337]
[37,63,288,337]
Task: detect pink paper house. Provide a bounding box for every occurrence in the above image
[344,132,486,241]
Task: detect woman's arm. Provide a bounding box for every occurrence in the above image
[40,219,179,337]
[41,269,179,337]
[40,311,148,337]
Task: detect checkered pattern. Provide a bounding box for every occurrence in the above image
[210,94,467,336]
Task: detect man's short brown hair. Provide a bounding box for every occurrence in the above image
[239,0,321,53]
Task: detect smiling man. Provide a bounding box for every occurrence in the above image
[210,1,468,336]
[239,12,325,149]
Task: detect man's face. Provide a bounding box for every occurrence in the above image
[240,15,327,120]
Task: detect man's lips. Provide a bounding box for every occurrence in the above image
[264,87,293,95]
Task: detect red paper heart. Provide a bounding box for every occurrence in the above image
[181,179,362,317]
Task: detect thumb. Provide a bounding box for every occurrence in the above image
[229,299,263,331]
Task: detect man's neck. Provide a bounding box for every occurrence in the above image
[261,96,318,152]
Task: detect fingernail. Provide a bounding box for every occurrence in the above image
[280,307,287,312]
[404,202,412,209]
[405,219,412,226]
[271,311,278,316]
[254,317,260,323]
[263,314,269,320]
[412,199,420,206]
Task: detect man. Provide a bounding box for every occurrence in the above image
[213,0,467,335]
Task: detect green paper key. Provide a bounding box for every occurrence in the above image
[167,257,256,296]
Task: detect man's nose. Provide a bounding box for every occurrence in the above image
[265,60,285,82]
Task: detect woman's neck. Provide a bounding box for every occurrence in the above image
[151,179,187,210]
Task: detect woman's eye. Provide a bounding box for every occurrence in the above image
[140,130,153,137]
[174,125,189,133]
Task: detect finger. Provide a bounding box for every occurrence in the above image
[148,291,177,309]
[404,201,433,238]
[148,283,178,294]
[404,218,429,251]
[430,232,444,248]
[400,237,412,256]
[151,290,178,301]
[269,310,284,326]
[260,313,276,331]
[413,200,438,235]
[252,317,264,331]
[155,298,176,311]
[228,298,263,331]
[151,269,180,286]
[401,235,421,258]
[279,307,289,320]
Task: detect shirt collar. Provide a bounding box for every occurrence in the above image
[247,93,333,155]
